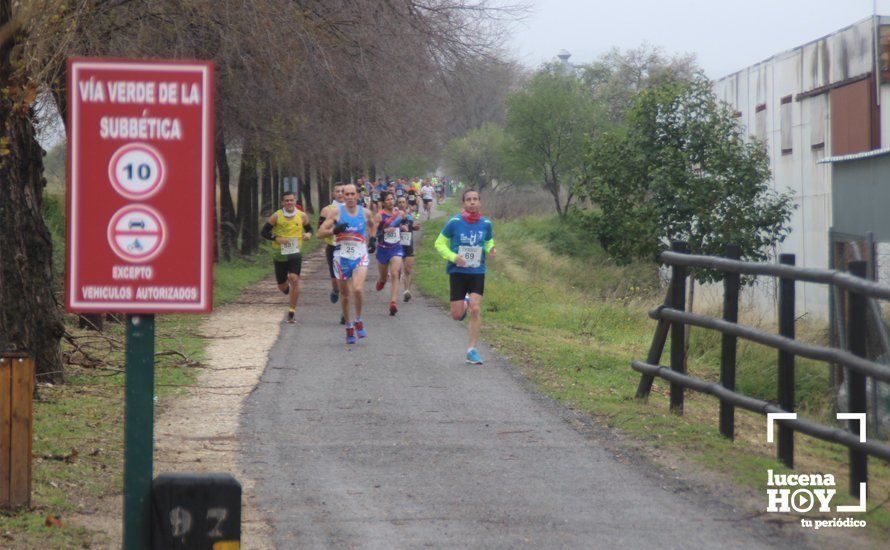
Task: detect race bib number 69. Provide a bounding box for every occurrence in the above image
[457,245,482,268]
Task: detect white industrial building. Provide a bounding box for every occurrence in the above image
[713,15,890,318]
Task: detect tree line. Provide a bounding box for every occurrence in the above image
[0,0,523,380]
[444,45,795,275]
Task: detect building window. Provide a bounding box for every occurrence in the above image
[830,78,876,156]
[780,95,793,154]
[808,94,826,149]
[755,103,767,142]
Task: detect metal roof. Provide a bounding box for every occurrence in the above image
[817,147,890,164]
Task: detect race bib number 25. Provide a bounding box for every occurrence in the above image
[457,245,482,268]
[339,241,366,260]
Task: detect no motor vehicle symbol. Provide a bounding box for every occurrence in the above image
[107,205,167,263]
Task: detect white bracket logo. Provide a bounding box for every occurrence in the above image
[836,413,867,443]
[766,412,798,443]
[765,412,868,513]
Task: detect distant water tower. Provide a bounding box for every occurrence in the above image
[557,49,572,64]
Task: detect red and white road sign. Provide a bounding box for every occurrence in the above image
[67,58,214,313]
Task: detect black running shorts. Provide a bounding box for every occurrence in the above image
[325,244,336,278]
[402,245,414,257]
[449,272,485,301]
[274,254,302,284]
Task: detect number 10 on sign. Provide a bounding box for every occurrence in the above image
[108,143,166,200]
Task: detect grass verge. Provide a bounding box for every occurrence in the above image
[415,206,890,541]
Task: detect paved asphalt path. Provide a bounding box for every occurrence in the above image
[241,225,808,549]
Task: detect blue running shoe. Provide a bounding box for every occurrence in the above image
[466,348,483,365]
[330,288,340,304]
[346,326,356,345]
[458,295,469,322]
[355,319,367,339]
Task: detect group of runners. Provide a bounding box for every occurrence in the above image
[353,176,446,220]
[261,181,494,364]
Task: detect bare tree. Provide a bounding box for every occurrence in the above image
[1,0,525,379]
[0,0,65,380]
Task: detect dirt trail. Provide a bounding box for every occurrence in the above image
[72,251,326,548]
[154,252,329,547]
[151,277,291,548]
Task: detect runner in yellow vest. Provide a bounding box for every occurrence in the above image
[261,191,311,323]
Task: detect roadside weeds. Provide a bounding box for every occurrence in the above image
[414,207,890,545]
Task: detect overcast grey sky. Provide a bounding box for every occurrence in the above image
[505,0,889,77]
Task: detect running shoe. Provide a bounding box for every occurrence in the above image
[458,296,469,322]
[340,315,346,325]
[355,319,367,339]
[403,290,412,302]
[287,309,296,324]
[466,348,484,365]
[389,301,398,316]
[376,279,385,292]
[330,288,340,304]
[346,326,356,345]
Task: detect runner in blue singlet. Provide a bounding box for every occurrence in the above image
[317,184,378,344]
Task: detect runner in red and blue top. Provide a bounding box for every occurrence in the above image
[372,191,404,316]
[434,189,496,364]
[317,184,378,344]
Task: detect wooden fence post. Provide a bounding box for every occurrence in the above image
[777,254,796,468]
[719,245,741,439]
[670,241,688,414]
[1,352,34,509]
[847,261,868,498]
[635,285,672,399]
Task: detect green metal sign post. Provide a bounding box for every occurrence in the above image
[123,314,155,549]
[67,57,214,549]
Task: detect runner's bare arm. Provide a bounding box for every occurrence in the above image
[317,209,340,238]
[365,208,379,236]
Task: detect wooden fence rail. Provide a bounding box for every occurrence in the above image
[633,242,890,498]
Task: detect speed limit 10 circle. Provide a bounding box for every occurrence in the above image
[108,143,166,199]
